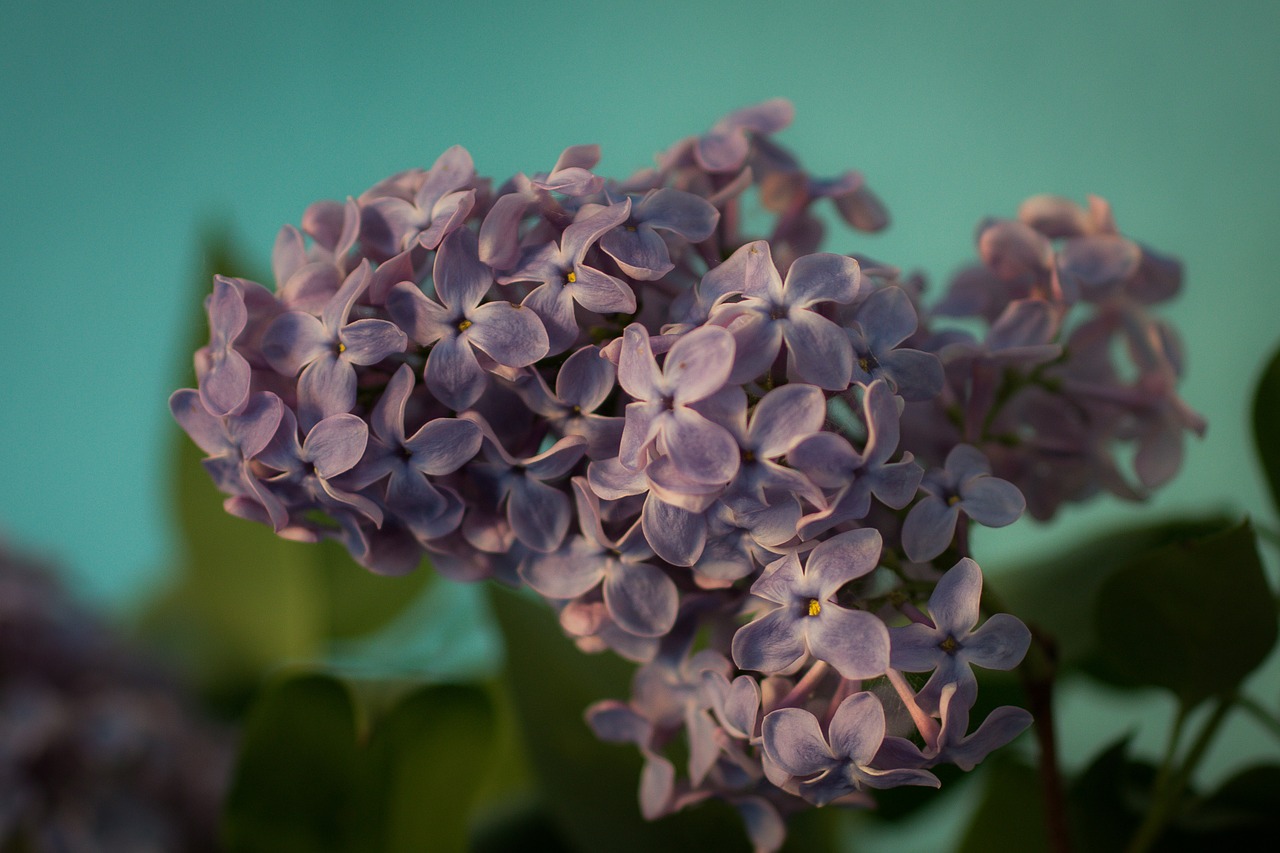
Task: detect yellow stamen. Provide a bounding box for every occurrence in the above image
[947,495,960,506]
[458,319,473,332]
[807,598,822,617]
[939,636,959,653]
[337,342,346,353]
[567,271,577,283]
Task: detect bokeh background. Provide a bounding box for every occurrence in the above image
[3,0,1279,847]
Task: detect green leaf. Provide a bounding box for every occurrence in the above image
[1066,736,1151,853]
[1252,341,1280,516]
[223,672,498,853]
[313,538,432,641]
[223,673,362,853]
[355,683,498,853]
[957,759,1047,853]
[1094,520,1279,705]
[997,516,1233,671]
[486,585,833,853]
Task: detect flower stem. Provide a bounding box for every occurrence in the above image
[983,579,1070,853]
[1127,695,1233,853]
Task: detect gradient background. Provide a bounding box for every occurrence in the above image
[3,0,1278,844]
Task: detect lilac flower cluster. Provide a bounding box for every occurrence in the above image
[0,545,231,851]
[173,100,1201,849]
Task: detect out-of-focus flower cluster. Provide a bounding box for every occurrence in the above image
[173,100,1201,850]
[0,543,232,852]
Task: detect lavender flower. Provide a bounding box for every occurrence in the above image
[762,692,938,806]
[387,228,548,411]
[262,261,408,430]
[889,558,1032,712]
[732,529,890,680]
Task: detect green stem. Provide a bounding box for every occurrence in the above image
[983,579,1070,853]
[1127,695,1233,853]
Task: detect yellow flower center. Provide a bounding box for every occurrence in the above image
[567,270,577,283]
[337,342,346,354]
[807,598,822,617]
[457,319,473,333]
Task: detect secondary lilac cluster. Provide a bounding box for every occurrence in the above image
[173,100,1201,849]
[0,543,231,851]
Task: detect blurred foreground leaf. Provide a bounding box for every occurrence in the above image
[223,672,495,852]
[1252,341,1280,516]
[1094,520,1277,706]
[958,759,1046,853]
[997,516,1232,672]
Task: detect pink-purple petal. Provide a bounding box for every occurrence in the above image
[404,418,482,475]
[303,414,368,479]
[805,528,882,598]
[782,311,853,390]
[929,558,982,636]
[784,253,862,308]
[297,355,357,429]
[732,607,807,675]
[964,614,1032,671]
[261,311,330,376]
[827,692,887,765]
[603,559,678,638]
[901,497,959,563]
[761,707,836,777]
[425,335,486,411]
[666,325,735,405]
[468,301,550,367]
[339,319,407,365]
[567,264,637,314]
[806,606,890,680]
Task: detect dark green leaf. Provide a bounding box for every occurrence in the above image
[957,759,1047,853]
[1252,341,1280,516]
[223,672,498,853]
[223,673,361,853]
[356,683,497,853]
[997,516,1232,671]
[1066,736,1150,853]
[1094,520,1278,705]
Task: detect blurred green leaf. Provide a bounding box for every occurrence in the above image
[487,585,836,853]
[1094,520,1278,706]
[958,759,1046,853]
[314,538,431,641]
[1066,736,1150,853]
[1252,341,1280,516]
[223,673,361,852]
[223,672,497,853]
[997,516,1232,671]
[355,683,497,852]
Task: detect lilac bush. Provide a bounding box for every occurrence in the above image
[173,100,1203,850]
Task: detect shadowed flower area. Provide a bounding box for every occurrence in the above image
[0,544,232,852]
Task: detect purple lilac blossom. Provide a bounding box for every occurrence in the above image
[889,558,1032,712]
[387,228,549,411]
[261,261,408,430]
[708,243,862,389]
[171,100,1203,849]
[732,529,890,680]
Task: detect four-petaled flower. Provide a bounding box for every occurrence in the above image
[732,528,890,680]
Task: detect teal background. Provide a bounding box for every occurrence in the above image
[2,0,1279,843]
